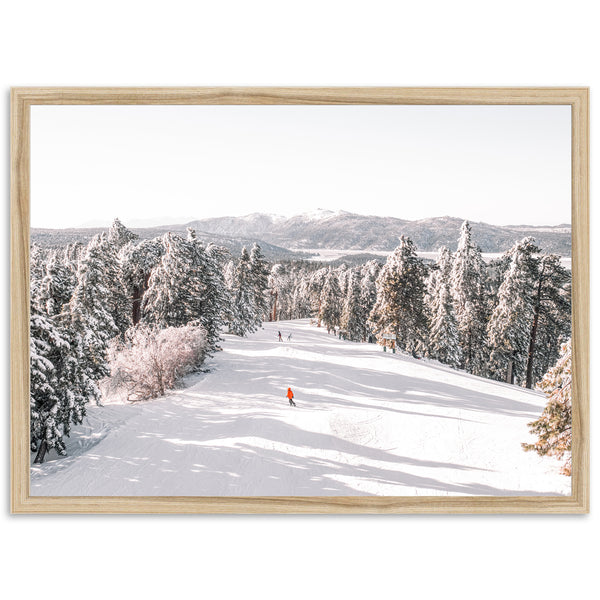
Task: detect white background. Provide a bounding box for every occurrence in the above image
[1,2,596,599]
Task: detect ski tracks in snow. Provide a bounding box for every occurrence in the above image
[31,319,570,497]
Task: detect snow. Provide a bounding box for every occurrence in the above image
[31,319,570,497]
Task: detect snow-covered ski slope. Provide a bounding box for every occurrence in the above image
[31,319,569,496]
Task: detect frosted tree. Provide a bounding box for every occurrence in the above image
[98,232,132,336]
[38,251,76,317]
[522,339,572,475]
[63,241,84,272]
[30,296,99,463]
[359,260,380,341]
[336,264,350,298]
[107,217,138,249]
[341,270,365,341]
[188,231,230,350]
[306,267,328,325]
[143,233,198,328]
[426,247,461,367]
[30,243,47,300]
[119,238,164,325]
[268,263,286,321]
[524,254,571,388]
[108,324,208,401]
[450,221,489,375]
[487,238,537,384]
[229,247,258,336]
[30,300,69,462]
[319,268,342,331]
[369,236,428,352]
[249,243,270,325]
[69,234,120,382]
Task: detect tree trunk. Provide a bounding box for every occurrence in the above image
[525,262,546,389]
[34,440,48,464]
[271,290,278,322]
[132,284,142,325]
[525,306,540,388]
[506,359,514,384]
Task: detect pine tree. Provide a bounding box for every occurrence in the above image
[487,238,537,384]
[187,230,230,350]
[522,339,572,475]
[229,247,258,336]
[369,236,428,352]
[359,260,380,341]
[69,234,120,382]
[341,270,365,341]
[38,251,76,317]
[306,267,328,325]
[120,238,164,325]
[249,243,270,325]
[30,243,48,304]
[143,233,199,328]
[107,217,138,249]
[319,268,342,331]
[524,254,571,388]
[450,221,489,375]
[30,299,69,461]
[30,296,100,463]
[426,247,461,367]
[98,232,132,336]
[268,263,286,321]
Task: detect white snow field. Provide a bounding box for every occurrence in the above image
[31,319,570,497]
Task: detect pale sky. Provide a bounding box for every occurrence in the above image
[31,104,571,229]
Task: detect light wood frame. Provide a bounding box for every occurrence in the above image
[11,87,589,514]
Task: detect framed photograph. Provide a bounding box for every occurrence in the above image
[11,87,589,513]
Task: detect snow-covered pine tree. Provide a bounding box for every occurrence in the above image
[522,338,572,475]
[69,233,120,382]
[31,293,100,463]
[319,268,342,331]
[306,267,328,325]
[142,233,200,328]
[107,217,138,249]
[30,298,69,462]
[524,254,571,388]
[30,243,48,304]
[336,264,350,299]
[487,237,538,384]
[119,238,165,325]
[449,221,489,376]
[249,243,270,325]
[268,263,286,321]
[291,275,313,320]
[229,247,258,336]
[369,236,428,352]
[187,229,230,351]
[97,232,132,336]
[63,241,84,272]
[425,247,461,368]
[341,270,365,341]
[359,260,380,341]
[38,250,76,317]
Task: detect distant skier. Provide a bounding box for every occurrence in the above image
[278,331,282,342]
[287,387,296,407]
[287,333,292,341]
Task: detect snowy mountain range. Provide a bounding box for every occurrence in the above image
[31,210,571,257]
[179,211,571,255]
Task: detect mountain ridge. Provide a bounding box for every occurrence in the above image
[31,211,572,256]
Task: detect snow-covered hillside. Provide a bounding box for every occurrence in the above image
[31,319,569,497]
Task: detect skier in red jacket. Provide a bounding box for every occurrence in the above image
[287,387,296,407]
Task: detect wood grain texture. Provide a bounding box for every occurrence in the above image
[10,87,590,514]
